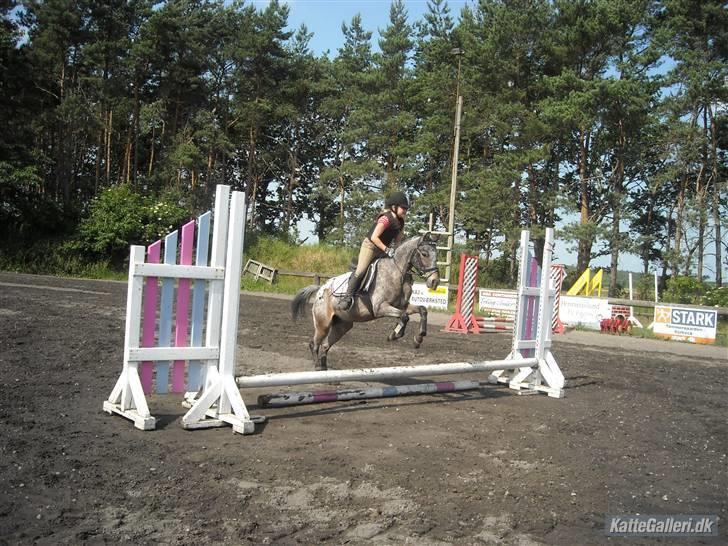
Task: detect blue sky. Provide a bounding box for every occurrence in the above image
[281,0,471,56]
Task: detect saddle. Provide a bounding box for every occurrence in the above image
[348,256,384,292]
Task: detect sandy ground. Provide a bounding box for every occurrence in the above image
[0,272,726,545]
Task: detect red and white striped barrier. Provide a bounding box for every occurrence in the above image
[550,265,566,334]
[444,254,480,333]
[447,254,565,335]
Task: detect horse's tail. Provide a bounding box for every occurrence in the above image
[291,284,320,320]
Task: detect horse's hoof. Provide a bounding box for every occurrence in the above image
[387,332,397,342]
[413,336,423,348]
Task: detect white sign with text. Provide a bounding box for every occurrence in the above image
[410,283,449,310]
[653,305,717,344]
[559,296,612,330]
[478,289,517,317]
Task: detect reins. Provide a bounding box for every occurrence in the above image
[393,237,438,282]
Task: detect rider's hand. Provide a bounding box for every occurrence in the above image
[385,246,396,259]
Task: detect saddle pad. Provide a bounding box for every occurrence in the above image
[318,261,380,299]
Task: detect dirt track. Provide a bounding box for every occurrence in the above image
[1,272,726,545]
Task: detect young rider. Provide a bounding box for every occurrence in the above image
[336,191,409,310]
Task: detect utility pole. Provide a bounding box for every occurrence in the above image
[444,48,464,284]
[426,48,463,285]
[445,94,463,283]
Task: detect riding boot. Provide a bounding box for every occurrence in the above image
[336,272,361,310]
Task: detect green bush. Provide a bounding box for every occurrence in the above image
[702,286,728,307]
[662,276,706,304]
[72,185,189,268]
[0,161,68,241]
[635,273,656,301]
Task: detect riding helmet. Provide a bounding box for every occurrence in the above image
[385,191,409,209]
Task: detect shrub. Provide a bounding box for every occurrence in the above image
[662,276,706,304]
[73,185,189,268]
[702,286,728,307]
[635,273,656,301]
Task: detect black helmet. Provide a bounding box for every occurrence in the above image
[385,191,409,209]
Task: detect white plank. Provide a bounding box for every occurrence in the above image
[133,263,224,280]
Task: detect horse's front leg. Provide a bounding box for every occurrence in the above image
[408,304,427,348]
[379,303,427,349]
[388,312,409,341]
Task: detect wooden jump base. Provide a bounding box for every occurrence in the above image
[106,203,564,436]
[258,380,481,408]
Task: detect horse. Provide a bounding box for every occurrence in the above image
[291,233,440,370]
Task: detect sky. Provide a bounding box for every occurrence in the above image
[282,0,471,56]
[250,0,724,283]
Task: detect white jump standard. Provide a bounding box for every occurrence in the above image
[103,185,254,434]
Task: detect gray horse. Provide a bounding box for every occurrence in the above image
[291,233,440,370]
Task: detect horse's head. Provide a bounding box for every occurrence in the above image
[410,232,440,290]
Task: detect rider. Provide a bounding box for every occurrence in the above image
[336,191,409,310]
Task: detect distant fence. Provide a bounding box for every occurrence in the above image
[254,268,728,318]
[606,298,728,318]
[272,269,460,291]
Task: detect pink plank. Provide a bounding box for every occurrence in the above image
[141,240,162,394]
[172,220,195,393]
[524,256,538,353]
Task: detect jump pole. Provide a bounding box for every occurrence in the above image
[237,358,539,389]
[258,380,482,408]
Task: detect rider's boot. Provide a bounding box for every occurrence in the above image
[335,273,360,310]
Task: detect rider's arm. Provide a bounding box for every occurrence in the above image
[370,219,390,253]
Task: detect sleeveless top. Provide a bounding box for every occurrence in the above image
[368,211,404,247]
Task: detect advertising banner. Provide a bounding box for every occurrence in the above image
[559,296,612,330]
[653,305,717,344]
[410,283,449,310]
[478,289,517,317]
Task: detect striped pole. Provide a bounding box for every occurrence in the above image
[550,264,566,334]
[258,380,482,408]
[445,254,479,333]
[474,323,514,332]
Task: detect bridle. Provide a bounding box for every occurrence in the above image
[406,239,439,283]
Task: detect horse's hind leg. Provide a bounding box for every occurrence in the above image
[310,305,331,371]
[318,319,353,370]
